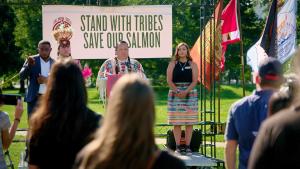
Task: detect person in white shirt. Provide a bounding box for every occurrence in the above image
[19,40,55,161]
[19,40,55,117]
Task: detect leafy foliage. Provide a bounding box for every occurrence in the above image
[13,5,42,59]
[1,0,299,85]
[0,4,21,77]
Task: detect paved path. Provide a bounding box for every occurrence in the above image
[17,131,226,147]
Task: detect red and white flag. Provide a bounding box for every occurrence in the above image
[221,0,240,45]
[190,0,241,89]
[221,0,240,70]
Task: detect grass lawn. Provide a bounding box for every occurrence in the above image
[1,84,254,167]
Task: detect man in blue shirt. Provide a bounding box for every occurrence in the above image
[224,57,284,169]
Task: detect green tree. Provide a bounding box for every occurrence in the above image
[224,0,265,84]
[0,4,21,77]
[5,0,299,85]
[12,0,98,59]
[118,0,201,85]
[13,4,42,59]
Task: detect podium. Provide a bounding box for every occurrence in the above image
[106,74,122,98]
[97,74,122,107]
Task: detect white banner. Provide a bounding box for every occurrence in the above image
[246,38,267,72]
[42,5,172,59]
[277,0,297,63]
[246,0,297,71]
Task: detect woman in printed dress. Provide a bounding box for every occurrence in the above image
[166,42,199,155]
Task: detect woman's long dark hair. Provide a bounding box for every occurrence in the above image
[30,59,88,143]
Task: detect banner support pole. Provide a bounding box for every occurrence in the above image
[237,0,246,96]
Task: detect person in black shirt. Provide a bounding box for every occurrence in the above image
[74,74,186,169]
[28,60,101,169]
[166,42,199,155]
[248,106,300,169]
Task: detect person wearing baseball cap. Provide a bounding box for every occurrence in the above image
[249,50,300,169]
[256,57,284,90]
[225,57,284,169]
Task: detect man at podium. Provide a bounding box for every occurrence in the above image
[97,40,146,79]
[96,41,146,98]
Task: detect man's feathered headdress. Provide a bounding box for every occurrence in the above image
[52,17,73,46]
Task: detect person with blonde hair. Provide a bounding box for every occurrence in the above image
[74,74,185,169]
[166,42,199,155]
[267,74,298,117]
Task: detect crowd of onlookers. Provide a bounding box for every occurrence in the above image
[0,40,186,169]
[225,51,300,169]
[1,39,300,169]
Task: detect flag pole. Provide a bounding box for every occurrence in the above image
[236,0,245,96]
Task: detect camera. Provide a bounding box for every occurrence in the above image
[0,94,21,105]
